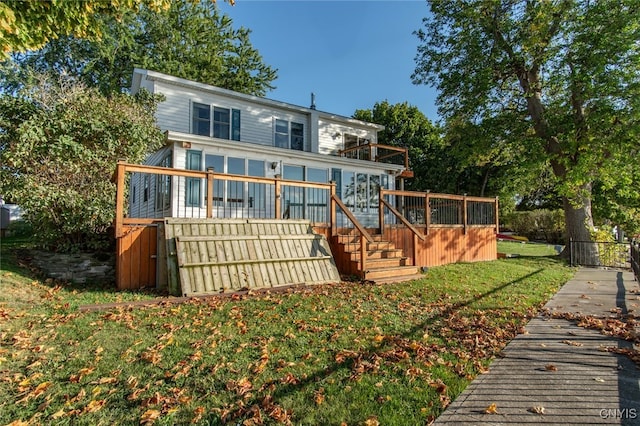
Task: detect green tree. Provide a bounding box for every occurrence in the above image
[0,0,173,56]
[353,101,536,205]
[353,101,443,192]
[413,1,640,253]
[2,0,276,96]
[0,73,165,251]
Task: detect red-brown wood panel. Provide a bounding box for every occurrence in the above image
[384,226,496,268]
[116,225,157,290]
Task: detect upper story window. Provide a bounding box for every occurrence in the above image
[213,107,230,139]
[192,103,210,137]
[274,119,304,151]
[192,102,240,141]
[275,119,289,148]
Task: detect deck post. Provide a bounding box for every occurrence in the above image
[274,174,282,219]
[425,191,430,235]
[360,234,367,278]
[206,167,214,219]
[114,160,126,238]
[463,194,468,235]
[378,187,385,235]
[494,196,500,234]
[330,182,337,237]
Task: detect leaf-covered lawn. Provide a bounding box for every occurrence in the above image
[0,255,574,425]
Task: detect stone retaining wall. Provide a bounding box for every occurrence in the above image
[30,250,115,284]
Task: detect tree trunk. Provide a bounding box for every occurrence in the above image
[561,182,599,264]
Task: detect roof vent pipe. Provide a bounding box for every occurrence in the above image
[310,92,316,110]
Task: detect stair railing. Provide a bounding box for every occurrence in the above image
[330,191,374,275]
[379,196,425,266]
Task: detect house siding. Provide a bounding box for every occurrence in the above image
[130,69,402,224]
[317,118,377,156]
[152,80,312,150]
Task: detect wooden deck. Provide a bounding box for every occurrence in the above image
[113,162,499,292]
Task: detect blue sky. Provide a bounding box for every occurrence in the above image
[217,0,439,121]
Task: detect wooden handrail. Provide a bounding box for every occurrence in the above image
[381,189,429,198]
[112,161,333,190]
[338,143,409,169]
[331,194,374,243]
[380,198,426,241]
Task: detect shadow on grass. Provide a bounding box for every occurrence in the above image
[207,268,546,424]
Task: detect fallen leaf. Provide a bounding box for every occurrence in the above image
[528,405,545,414]
[545,364,558,371]
[51,408,66,419]
[484,403,498,414]
[191,406,205,424]
[140,409,161,424]
[561,340,583,347]
[364,416,379,426]
[83,399,106,413]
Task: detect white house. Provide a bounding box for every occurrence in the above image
[128,69,412,227]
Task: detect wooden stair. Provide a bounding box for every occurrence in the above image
[333,233,423,283]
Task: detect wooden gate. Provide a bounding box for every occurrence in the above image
[115,223,160,290]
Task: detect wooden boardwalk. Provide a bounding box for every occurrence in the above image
[435,269,640,425]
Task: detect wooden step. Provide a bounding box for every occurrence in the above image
[367,257,410,268]
[363,266,421,281]
[352,257,409,269]
[347,249,405,261]
[337,240,393,251]
[336,233,386,243]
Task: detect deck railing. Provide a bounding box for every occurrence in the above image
[114,161,499,236]
[380,189,499,233]
[338,143,414,178]
[330,193,375,273]
[113,161,334,238]
[113,162,501,288]
[379,189,499,265]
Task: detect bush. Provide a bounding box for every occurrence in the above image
[6,220,33,238]
[503,209,565,244]
[0,74,165,251]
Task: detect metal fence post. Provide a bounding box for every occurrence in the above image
[569,237,574,266]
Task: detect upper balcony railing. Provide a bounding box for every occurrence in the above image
[338,143,414,178]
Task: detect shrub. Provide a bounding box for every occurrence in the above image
[0,74,165,251]
[503,209,565,244]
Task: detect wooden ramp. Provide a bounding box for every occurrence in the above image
[164,218,340,296]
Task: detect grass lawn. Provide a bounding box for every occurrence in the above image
[1,237,575,425]
[497,240,561,257]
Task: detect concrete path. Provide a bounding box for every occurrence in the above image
[435,268,640,425]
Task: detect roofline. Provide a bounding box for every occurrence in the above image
[133,68,385,131]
